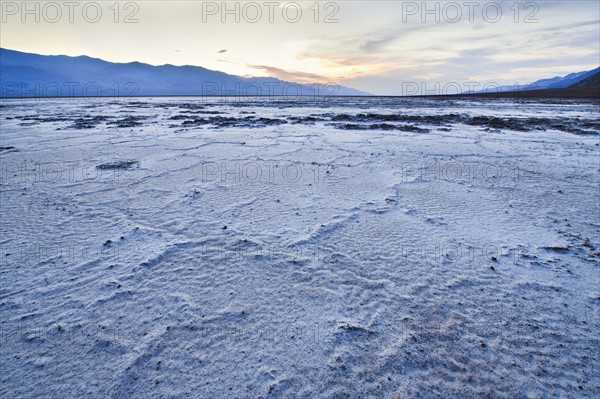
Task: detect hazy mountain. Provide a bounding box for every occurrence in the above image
[464,67,600,94]
[459,69,599,99]
[569,70,600,88]
[525,68,600,90]
[0,48,370,97]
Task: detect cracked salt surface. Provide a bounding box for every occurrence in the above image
[0,97,599,398]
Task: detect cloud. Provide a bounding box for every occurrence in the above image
[245,64,328,83]
[218,49,227,54]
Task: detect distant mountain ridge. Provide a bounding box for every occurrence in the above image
[2,48,598,98]
[0,48,370,97]
[569,70,600,88]
[458,69,599,99]
[465,67,600,94]
[525,68,600,90]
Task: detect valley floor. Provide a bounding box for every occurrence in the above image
[1,97,599,398]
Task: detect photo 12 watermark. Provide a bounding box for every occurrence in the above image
[199,161,339,185]
[0,81,139,101]
[399,1,539,24]
[0,239,144,268]
[198,81,340,100]
[1,1,140,24]
[399,159,540,184]
[1,159,142,185]
[200,1,340,24]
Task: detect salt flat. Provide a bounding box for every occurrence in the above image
[1,97,599,398]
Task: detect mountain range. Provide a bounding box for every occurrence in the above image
[1,48,598,98]
[0,48,369,97]
[465,67,600,94]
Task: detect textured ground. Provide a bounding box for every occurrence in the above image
[1,97,599,398]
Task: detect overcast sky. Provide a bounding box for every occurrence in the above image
[1,0,598,94]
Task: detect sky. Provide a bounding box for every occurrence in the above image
[1,0,599,95]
